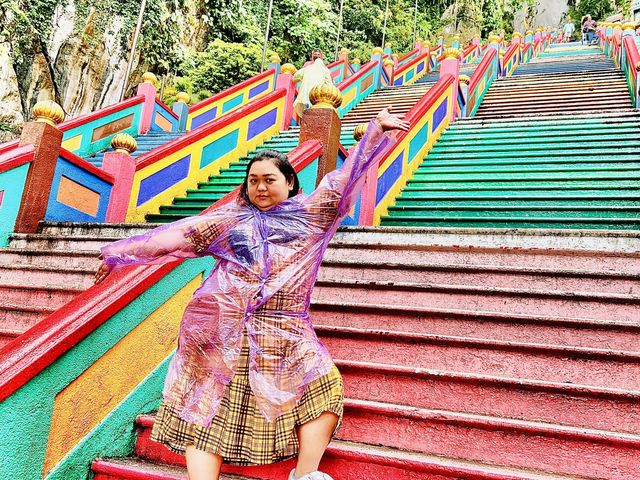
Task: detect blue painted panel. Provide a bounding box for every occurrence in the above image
[406,69,415,82]
[376,152,403,204]
[151,104,179,132]
[408,121,429,162]
[247,108,278,140]
[432,98,448,133]
[393,77,403,86]
[416,62,425,74]
[0,162,30,246]
[45,157,112,223]
[191,106,218,129]
[137,155,191,206]
[248,81,270,99]
[222,95,244,114]
[200,130,240,168]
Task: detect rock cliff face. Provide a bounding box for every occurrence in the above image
[0,0,206,141]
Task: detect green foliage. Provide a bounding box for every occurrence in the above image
[567,0,614,25]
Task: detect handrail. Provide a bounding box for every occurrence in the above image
[136,89,286,171]
[0,144,34,174]
[336,60,377,92]
[0,138,323,402]
[404,75,454,125]
[394,51,429,78]
[622,35,640,105]
[154,98,179,120]
[397,48,419,66]
[469,48,496,93]
[503,42,519,64]
[59,148,115,184]
[188,69,276,113]
[57,96,145,132]
[0,139,20,157]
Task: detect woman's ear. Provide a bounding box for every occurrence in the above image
[288,175,294,190]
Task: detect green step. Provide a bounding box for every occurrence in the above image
[146,214,192,223]
[448,119,640,133]
[418,158,640,169]
[431,137,640,151]
[394,198,640,208]
[414,165,640,176]
[160,205,211,215]
[175,195,226,203]
[399,188,640,197]
[426,149,640,160]
[410,168,640,181]
[379,216,640,230]
[437,128,640,143]
[402,179,640,190]
[192,185,240,193]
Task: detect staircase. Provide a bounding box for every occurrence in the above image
[85,131,185,168]
[0,223,152,347]
[381,46,640,229]
[91,228,640,479]
[146,82,438,224]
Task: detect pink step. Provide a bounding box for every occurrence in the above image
[324,245,640,275]
[0,264,94,289]
[9,234,116,252]
[318,326,640,390]
[0,249,99,269]
[337,359,640,434]
[312,280,640,322]
[132,416,586,480]
[338,399,640,480]
[0,284,82,309]
[310,302,640,351]
[0,328,19,348]
[0,303,53,331]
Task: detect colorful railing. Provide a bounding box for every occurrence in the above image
[615,34,640,107]
[397,48,420,68]
[392,52,429,86]
[522,42,534,63]
[356,75,455,225]
[127,89,287,221]
[45,149,115,223]
[59,96,145,158]
[187,69,277,130]
[328,58,350,84]
[0,145,34,246]
[337,60,379,117]
[466,48,498,117]
[462,44,480,64]
[501,42,520,77]
[0,139,323,480]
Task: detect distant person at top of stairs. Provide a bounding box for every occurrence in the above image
[562,19,576,42]
[582,15,597,45]
[303,48,325,68]
[94,108,409,480]
[293,51,332,121]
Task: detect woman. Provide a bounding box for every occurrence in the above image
[95,107,409,480]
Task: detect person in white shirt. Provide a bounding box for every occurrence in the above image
[563,20,576,42]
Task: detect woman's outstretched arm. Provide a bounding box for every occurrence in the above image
[95,205,239,283]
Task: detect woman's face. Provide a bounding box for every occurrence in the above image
[247,160,294,210]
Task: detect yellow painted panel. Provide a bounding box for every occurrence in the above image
[61,135,82,153]
[42,275,203,475]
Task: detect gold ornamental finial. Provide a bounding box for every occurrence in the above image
[352,58,361,65]
[269,54,281,64]
[353,123,367,142]
[623,22,635,31]
[372,46,384,55]
[458,74,471,85]
[444,47,460,59]
[489,34,501,43]
[416,38,423,43]
[32,100,65,126]
[453,34,461,41]
[175,92,190,104]
[474,33,480,38]
[142,72,157,85]
[614,22,623,28]
[636,61,640,71]
[309,83,343,110]
[383,58,395,67]
[526,29,534,36]
[392,53,399,60]
[385,42,392,49]
[512,31,522,38]
[111,133,137,155]
[340,48,350,55]
[423,40,431,47]
[430,51,439,57]
[535,27,542,33]
[281,63,297,75]
[499,49,506,57]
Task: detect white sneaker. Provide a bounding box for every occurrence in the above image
[289,470,334,480]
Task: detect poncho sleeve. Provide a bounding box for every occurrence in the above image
[100,204,238,268]
[303,119,391,225]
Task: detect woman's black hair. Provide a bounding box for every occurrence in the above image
[240,149,301,204]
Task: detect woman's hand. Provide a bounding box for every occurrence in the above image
[95,255,112,284]
[375,106,411,132]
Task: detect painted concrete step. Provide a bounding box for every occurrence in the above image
[317,324,640,390]
[386,206,640,219]
[312,301,640,352]
[437,129,640,143]
[406,171,640,182]
[402,179,640,190]
[316,259,640,295]
[92,457,252,480]
[0,248,101,269]
[38,222,152,237]
[418,158,640,170]
[312,278,640,322]
[452,111,640,126]
[0,283,82,311]
[8,233,120,252]
[337,399,640,480]
[0,264,95,288]
[336,359,640,435]
[0,303,55,331]
[134,417,591,480]
[0,327,20,348]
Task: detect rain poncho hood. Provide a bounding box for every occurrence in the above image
[101,120,390,427]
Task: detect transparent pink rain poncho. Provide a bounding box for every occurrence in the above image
[101,121,390,427]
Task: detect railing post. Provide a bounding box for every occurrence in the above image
[384,58,395,84]
[172,92,190,131]
[277,63,298,130]
[268,54,282,77]
[383,42,393,58]
[525,30,534,44]
[338,48,350,78]
[351,58,361,72]
[14,101,64,234]
[489,35,501,78]
[458,74,470,118]
[104,134,138,222]
[452,34,461,49]
[440,48,461,121]
[298,84,343,186]
[371,47,384,89]
[137,72,158,135]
